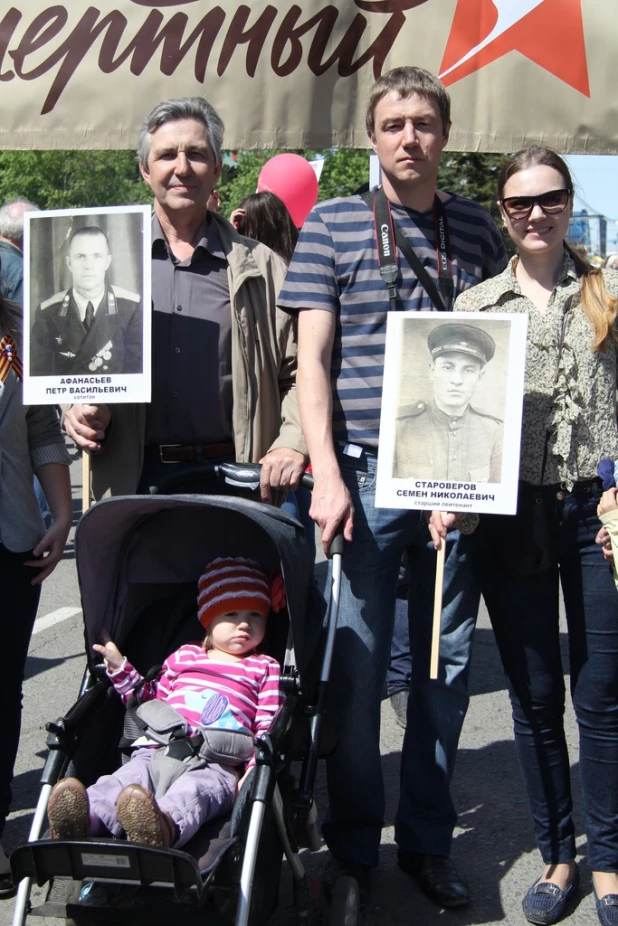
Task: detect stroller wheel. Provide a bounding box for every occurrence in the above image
[328,876,359,926]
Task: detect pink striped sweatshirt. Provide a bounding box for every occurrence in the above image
[108,645,283,761]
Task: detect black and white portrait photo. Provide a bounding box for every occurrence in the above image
[23,205,151,405]
[376,311,528,516]
[393,320,506,484]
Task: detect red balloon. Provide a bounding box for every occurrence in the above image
[257,154,319,228]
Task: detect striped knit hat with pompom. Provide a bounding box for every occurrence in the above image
[198,557,272,630]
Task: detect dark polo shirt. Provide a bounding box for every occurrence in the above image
[145,214,233,446]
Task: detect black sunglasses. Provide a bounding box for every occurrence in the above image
[501,188,572,220]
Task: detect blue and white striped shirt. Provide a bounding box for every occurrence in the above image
[278,191,507,447]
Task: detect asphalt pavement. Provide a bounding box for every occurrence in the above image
[0,457,594,925]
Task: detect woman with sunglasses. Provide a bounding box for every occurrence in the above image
[455,146,618,926]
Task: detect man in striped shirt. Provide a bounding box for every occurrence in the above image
[278,67,507,907]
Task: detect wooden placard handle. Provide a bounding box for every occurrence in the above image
[82,450,91,515]
[430,537,446,680]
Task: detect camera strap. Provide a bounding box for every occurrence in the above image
[362,186,453,312]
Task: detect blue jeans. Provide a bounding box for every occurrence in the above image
[34,477,53,528]
[322,448,480,867]
[474,483,618,871]
[281,487,316,562]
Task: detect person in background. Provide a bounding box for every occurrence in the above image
[231,192,299,265]
[0,293,72,898]
[230,192,313,556]
[0,199,38,304]
[456,146,618,926]
[0,200,54,526]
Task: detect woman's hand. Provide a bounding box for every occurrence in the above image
[24,517,71,584]
[25,461,72,584]
[93,629,125,672]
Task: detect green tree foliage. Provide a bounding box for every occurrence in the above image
[0,151,152,210]
[316,149,371,201]
[216,150,268,217]
[217,149,508,225]
[0,148,509,245]
[438,153,508,224]
[217,148,369,218]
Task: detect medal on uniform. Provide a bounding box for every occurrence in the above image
[88,339,113,372]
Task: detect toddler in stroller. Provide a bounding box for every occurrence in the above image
[47,557,285,850]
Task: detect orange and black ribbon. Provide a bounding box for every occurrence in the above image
[0,335,23,383]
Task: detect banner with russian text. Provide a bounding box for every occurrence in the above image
[0,1,614,153]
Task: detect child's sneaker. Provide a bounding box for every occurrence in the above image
[48,778,90,839]
[116,784,176,847]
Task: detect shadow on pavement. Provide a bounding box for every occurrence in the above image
[24,651,84,682]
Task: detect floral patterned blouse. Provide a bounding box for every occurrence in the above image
[454,252,618,488]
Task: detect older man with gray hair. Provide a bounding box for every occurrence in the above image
[65,97,306,501]
[0,198,38,303]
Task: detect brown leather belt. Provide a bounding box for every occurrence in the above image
[144,442,235,463]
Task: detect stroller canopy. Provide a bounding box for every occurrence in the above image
[75,495,323,684]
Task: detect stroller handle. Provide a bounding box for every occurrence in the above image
[217,461,315,491]
[216,464,345,555]
[149,461,315,495]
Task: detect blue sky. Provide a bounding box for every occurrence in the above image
[564,155,618,250]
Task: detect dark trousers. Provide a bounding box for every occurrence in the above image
[474,483,618,871]
[386,599,411,695]
[0,545,41,835]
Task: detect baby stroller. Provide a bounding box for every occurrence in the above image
[10,463,354,926]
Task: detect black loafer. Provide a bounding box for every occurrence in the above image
[596,892,618,926]
[398,851,469,908]
[522,867,579,925]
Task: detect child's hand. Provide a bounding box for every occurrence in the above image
[596,525,615,564]
[598,487,618,517]
[93,629,125,672]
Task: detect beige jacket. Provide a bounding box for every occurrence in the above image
[89,213,306,500]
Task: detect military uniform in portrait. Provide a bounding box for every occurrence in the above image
[393,399,503,482]
[393,322,504,483]
[30,285,143,376]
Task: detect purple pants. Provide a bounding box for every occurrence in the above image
[87,748,238,848]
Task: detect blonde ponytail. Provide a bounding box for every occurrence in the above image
[565,243,618,352]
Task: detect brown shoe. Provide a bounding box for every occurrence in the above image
[48,778,89,840]
[116,784,176,847]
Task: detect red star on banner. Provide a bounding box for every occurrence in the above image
[438,0,590,97]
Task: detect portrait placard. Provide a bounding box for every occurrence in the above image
[375,312,528,515]
[23,205,151,405]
